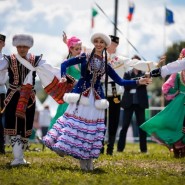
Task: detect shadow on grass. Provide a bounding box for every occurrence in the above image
[49,165,107,174]
[0,163,31,170]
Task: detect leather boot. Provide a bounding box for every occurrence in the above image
[10,135,30,166]
[21,137,30,164]
[106,136,115,155]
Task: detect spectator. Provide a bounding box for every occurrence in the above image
[117,55,149,153]
[39,105,52,137]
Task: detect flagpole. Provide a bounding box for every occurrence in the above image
[163,2,167,55]
[126,20,130,58]
[95,2,147,61]
[114,0,119,36]
[161,2,167,108]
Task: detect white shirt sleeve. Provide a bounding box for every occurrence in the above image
[0,57,8,70]
[161,58,185,78]
[38,59,46,66]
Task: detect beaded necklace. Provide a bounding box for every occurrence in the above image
[89,54,105,75]
[89,54,105,88]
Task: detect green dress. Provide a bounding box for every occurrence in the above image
[48,64,81,130]
[140,73,185,149]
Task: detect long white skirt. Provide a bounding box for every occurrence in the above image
[43,90,106,159]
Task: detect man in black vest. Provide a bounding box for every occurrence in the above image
[0,34,44,165]
[117,55,149,153]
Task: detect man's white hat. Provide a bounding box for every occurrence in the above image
[91,33,111,47]
[12,34,34,48]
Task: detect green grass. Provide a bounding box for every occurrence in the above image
[0,143,184,185]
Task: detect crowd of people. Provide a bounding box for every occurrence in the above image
[0,31,184,171]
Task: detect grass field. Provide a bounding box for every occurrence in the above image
[0,143,184,185]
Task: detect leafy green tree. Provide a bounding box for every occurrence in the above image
[165,41,185,64]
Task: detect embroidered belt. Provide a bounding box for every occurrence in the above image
[1,84,35,114]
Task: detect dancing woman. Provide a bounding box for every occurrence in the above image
[43,32,151,171]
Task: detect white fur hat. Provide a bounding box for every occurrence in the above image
[91,33,111,47]
[12,34,34,48]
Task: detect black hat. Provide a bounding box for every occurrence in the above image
[109,35,119,44]
[0,34,6,42]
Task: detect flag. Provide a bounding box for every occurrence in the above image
[91,8,98,28]
[127,1,135,22]
[165,8,174,25]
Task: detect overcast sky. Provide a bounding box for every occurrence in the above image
[0,0,185,66]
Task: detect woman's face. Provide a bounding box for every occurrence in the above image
[69,43,82,57]
[93,38,106,53]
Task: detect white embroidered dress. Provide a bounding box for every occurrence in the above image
[43,57,106,160]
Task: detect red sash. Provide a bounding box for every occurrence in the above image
[44,74,75,104]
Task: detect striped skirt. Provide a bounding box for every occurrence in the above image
[43,91,106,159]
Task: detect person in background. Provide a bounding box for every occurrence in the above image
[43,32,151,171]
[48,32,82,130]
[117,55,149,153]
[38,105,52,137]
[141,49,185,157]
[0,34,7,154]
[104,35,123,155]
[101,35,151,155]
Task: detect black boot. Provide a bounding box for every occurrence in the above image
[106,136,115,155]
[100,146,104,154]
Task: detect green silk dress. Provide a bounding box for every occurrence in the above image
[140,72,185,149]
[48,64,81,130]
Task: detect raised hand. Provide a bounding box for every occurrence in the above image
[157,55,166,68]
[62,31,67,44]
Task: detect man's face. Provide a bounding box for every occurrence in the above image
[0,40,5,51]
[16,46,30,58]
[107,41,118,54]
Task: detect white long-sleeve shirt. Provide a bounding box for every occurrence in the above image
[105,54,146,96]
[0,53,46,71]
[0,51,7,93]
[161,58,185,78]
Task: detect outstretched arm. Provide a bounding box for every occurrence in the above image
[107,65,152,86]
[61,53,86,77]
[161,58,185,78]
[150,58,185,78]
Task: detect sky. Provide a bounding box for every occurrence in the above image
[0,0,185,66]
